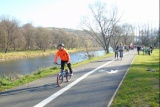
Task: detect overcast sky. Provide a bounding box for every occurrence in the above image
[0,0,159,29]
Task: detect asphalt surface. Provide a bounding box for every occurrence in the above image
[0,50,136,107]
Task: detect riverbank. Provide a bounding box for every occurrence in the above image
[0,50,55,60]
[0,48,100,60]
[111,49,159,106]
[0,52,113,92]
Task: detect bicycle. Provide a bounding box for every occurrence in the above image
[55,63,72,87]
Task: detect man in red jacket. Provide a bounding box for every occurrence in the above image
[54,43,73,75]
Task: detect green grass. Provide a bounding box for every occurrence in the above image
[111,49,159,107]
[0,52,113,92]
[0,67,59,92]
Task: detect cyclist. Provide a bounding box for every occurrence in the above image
[54,43,73,75]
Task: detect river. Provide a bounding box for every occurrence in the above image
[0,49,113,77]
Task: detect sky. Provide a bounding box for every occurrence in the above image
[0,0,159,29]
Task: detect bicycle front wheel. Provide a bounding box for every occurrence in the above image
[57,73,63,87]
[66,71,71,82]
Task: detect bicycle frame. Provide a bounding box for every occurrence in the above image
[55,63,71,87]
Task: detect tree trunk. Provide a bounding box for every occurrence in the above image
[4,41,9,53]
[43,47,46,52]
[13,42,16,51]
[103,47,109,54]
[4,46,8,53]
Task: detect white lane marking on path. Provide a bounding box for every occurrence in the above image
[34,52,129,107]
[34,60,114,107]
[107,70,118,74]
[98,69,118,73]
[98,69,106,72]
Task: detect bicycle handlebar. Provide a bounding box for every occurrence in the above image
[54,62,61,65]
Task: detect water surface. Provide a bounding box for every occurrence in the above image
[0,49,113,77]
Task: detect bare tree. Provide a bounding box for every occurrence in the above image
[63,32,75,49]
[77,35,95,59]
[110,25,123,51]
[134,23,159,47]
[138,24,151,46]
[0,22,5,51]
[81,1,121,53]
[13,30,26,50]
[22,23,35,50]
[0,17,20,53]
[53,29,67,46]
[121,23,134,45]
[36,27,51,52]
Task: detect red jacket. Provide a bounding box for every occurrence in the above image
[54,48,70,62]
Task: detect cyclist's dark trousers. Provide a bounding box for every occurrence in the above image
[61,60,72,74]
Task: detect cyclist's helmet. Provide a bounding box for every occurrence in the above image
[57,43,64,47]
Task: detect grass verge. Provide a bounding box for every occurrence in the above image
[0,50,56,60]
[0,52,113,92]
[0,48,99,60]
[111,49,159,107]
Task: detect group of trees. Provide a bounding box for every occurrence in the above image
[81,1,159,53]
[135,24,159,47]
[0,1,159,53]
[0,17,99,53]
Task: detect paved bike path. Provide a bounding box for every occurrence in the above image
[0,51,136,107]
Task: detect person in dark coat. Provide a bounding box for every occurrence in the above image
[137,45,141,55]
[150,45,153,53]
[115,45,119,59]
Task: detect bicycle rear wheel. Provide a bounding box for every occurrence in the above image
[57,73,63,86]
[66,70,71,82]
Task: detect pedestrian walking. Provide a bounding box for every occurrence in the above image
[137,45,141,55]
[143,46,146,55]
[147,48,151,56]
[119,43,124,60]
[115,45,119,60]
[150,45,153,53]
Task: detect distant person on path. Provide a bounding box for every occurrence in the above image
[130,43,134,51]
[124,45,129,52]
[150,45,153,53]
[119,43,124,60]
[54,43,73,75]
[115,45,119,60]
[142,46,146,55]
[126,45,129,52]
[147,48,151,56]
[137,45,141,55]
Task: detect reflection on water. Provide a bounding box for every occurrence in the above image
[0,49,113,77]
